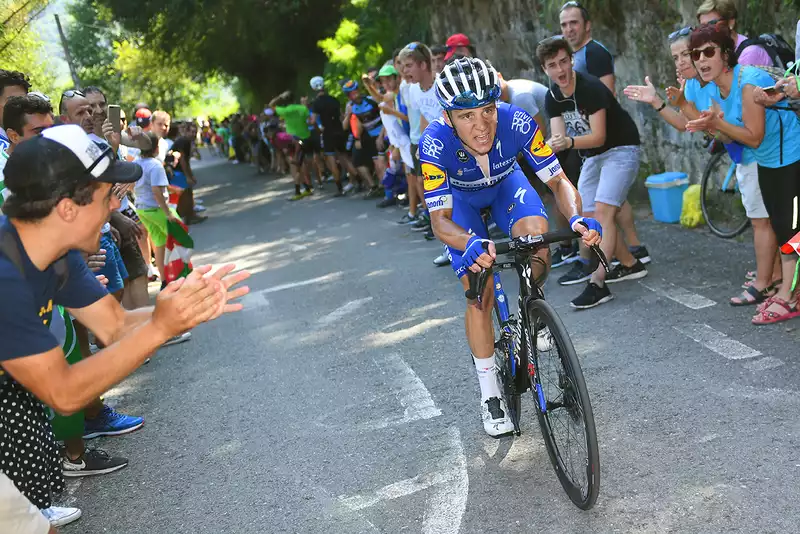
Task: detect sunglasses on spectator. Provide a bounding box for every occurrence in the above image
[29,91,51,102]
[61,89,84,99]
[561,1,585,9]
[691,46,719,61]
[668,26,693,42]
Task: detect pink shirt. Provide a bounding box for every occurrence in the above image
[735,33,774,67]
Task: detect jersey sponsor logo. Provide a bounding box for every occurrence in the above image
[456,149,469,162]
[530,129,553,158]
[492,157,516,171]
[426,194,453,211]
[420,135,445,159]
[511,110,532,135]
[548,162,562,176]
[422,162,447,192]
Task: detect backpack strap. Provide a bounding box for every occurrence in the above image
[0,225,69,290]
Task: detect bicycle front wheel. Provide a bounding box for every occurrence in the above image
[524,298,600,510]
[700,152,750,239]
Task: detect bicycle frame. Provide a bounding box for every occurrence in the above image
[721,161,737,192]
[489,254,548,413]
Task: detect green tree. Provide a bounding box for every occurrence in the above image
[1,0,63,98]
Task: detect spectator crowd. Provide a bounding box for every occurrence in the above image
[1,0,800,531]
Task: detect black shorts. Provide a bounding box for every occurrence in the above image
[410,143,420,176]
[354,133,379,168]
[556,148,582,186]
[322,130,348,155]
[294,136,315,164]
[758,160,800,247]
[308,130,322,153]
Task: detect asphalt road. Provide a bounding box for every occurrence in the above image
[62,156,800,534]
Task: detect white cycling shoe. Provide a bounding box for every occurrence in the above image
[536,326,555,352]
[481,396,515,437]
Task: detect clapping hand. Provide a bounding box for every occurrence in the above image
[623,76,658,105]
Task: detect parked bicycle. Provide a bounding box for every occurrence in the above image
[465,228,608,510]
[700,139,750,239]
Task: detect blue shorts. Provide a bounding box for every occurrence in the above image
[97,232,128,293]
[447,169,547,278]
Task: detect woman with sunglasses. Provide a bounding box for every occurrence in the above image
[624,26,782,309]
[684,23,800,324]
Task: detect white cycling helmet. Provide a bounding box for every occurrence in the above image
[310,76,325,91]
[435,57,501,110]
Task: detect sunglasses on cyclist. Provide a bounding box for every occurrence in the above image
[668,26,693,42]
[691,46,719,61]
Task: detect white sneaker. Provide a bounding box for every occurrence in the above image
[42,506,82,527]
[343,183,355,194]
[536,327,554,352]
[433,251,450,266]
[162,332,192,347]
[481,397,515,437]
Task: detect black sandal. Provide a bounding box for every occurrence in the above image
[730,284,773,307]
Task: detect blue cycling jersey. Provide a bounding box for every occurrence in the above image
[418,102,561,212]
[351,97,383,138]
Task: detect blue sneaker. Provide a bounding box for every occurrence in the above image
[83,405,144,439]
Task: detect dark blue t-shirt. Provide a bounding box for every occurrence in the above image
[0,216,107,362]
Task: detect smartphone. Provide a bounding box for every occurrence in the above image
[763,85,784,95]
[107,105,121,133]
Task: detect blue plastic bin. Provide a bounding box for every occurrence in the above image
[645,172,689,224]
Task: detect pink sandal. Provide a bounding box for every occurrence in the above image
[752,297,800,325]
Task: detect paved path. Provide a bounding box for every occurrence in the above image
[63,159,800,533]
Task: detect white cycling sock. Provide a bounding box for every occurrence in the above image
[473,355,501,402]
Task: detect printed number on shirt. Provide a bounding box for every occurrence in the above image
[511,111,533,135]
[421,135,445,159]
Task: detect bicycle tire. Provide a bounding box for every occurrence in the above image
[700,151,751,239]
[493,303,522,435]
[524,298,600,510]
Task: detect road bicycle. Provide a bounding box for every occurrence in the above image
[700,140,750,239]
[465,227,608,510]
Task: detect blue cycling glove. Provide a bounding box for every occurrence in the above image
[460,236,492,270]
[569,215,602,237]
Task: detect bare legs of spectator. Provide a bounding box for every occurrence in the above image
[588,202,637,285]
[152,245,167,282]
[615,200,642,247]
[313,153,326,185]
[752,218,780,290]
[373,155,387,188]
[405,166,419,218]
[356,165,376,188]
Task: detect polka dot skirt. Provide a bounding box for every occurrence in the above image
[0,378,64,509]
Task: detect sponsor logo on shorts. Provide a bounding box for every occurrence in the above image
[511,110,532,135]
[530,129,553,158]
[422,162,447,192]
[426,194,453,211]
[456,149,469,162]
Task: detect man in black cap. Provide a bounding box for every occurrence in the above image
[0,124,249,529]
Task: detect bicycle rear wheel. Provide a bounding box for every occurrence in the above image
[700,152,750,239]
[524,298,600,510]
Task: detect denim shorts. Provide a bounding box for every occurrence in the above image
[578,145,640,213]
[97,232,128,293]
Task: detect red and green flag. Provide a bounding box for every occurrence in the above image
[782,230,800,291]
[165,219,194,283]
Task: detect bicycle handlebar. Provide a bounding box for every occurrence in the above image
[464,228,610,300]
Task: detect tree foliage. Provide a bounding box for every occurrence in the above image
[1,0,62,98]
[64,0,237,119]
[92,0,346,108]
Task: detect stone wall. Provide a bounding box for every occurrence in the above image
[427,0,799,186]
